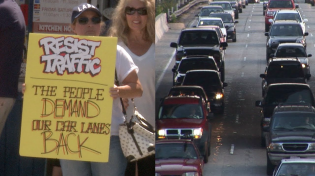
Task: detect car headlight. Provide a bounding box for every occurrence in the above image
[193,128,203,139]
[268,143,283,152]
[158,129,166,139]
[302,64,306,68]
[182,172,199,176]
[308,143,315,151]
[215,93,223,99]
[266,11,275,17]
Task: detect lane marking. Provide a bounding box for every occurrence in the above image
[241,72,244,77]
[245,44,248,48]
[244,57,246,61]
[248,26,250,28]
[236,114,239,123]
[230,144,235,155]
[247,33,250,37]
[156,50,175,91]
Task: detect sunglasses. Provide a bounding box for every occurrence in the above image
[77,17,101,25]
[125,7,148,15]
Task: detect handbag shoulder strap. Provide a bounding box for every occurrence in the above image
[115,70,127,116]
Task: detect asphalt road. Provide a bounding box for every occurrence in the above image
[155,0,315,175]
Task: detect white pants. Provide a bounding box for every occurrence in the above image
[0,97,15,136]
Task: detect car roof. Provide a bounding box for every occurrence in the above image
[202,5,224,8]
[210,1,232,3]
[273,20,300,25]
[186,69,219,74]
[181,28,217,32]
[199,17,223,21]
[274,105,315,114]
[182,55,215,60]
[269,58,300,62]
[210,12,232,15]
[277,43,304,47]
[268,83,310,87]
[277,9,299,13]
[280,158,315,164]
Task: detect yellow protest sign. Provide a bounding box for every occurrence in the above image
[20,33,117,162]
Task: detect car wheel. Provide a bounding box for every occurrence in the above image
[265,24,269,32]
[236,13,239,19]
[312,1,314,6]
[263,10,265,16]
[232,34,236,42]
[267,155,275,175]
[239,8,242,13]
[243,5,246,8]
[266,50,269,63]
[204,142,209,163]
[220,63,225,82]
[261,134,266,147]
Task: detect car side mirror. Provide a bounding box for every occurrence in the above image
[260,74,266,79]
[265,32,269,36]
[234,21,239,23]
[220,42,228,48]
[170,42,178,48]
[295,4,299,8]
[255,100,262,107]
[268,19,274,24]
[304,32,309,36]
[308,54,312,57]
[223,82,228,87]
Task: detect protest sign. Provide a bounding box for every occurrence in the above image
[20,33,117,162]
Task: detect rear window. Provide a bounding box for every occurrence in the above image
[275,13,301,22]
[179,31,219,45]
[200,7,224,16]
[183,72,220,87]
[268,0,293,8]
[209,14,233,23]
[275,47,307,57]
[210,3,233,10]
[271,113,315,131]
[178,59,217,73]
[158,103,204,119]
[198,19,224,28]
[270,24,303,36]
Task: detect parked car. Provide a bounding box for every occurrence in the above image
[265,21,308,61]
[266,105,315,175]
[269,9,308,34]
[170,28,228,75]
[209,1,235,20]
[209,12,238,42]
[272,43,312,78]
[155,139,204,176]
[255,83,315,147]
[156,95,212,162]
[172,55,219,86]
[196,17,227,41]
[264,0,298,32]
[182,70,228,113]
[167,85,211,113]
[260,58,308,97]
[272,157,315,176]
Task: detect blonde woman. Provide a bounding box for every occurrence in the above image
[109,0,155,175]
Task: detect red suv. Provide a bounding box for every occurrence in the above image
[264,0,298,32]
[156,95,212,163]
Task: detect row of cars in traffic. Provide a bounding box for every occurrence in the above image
[255,0,315,175]
[155,0,252,175]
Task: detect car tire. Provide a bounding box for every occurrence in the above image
[305,0,310,3]
[312,1,314,6]
[239,8,242,13]
[267,155,275,175]
[235,13,239,19]
[263,11,265,16]
[243,5,246,8]
[232,34,236,42]
[265,24,269,32]
[261,134,266,147]
[220,63,225,82]
[204,142,209,163]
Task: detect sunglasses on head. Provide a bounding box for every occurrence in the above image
[125,7,148,15]
[77,17,101,25]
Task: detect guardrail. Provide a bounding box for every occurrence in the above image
[168,0,209,20]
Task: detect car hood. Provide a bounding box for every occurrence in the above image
[225,23,235,29]
[155,159,200,172]
[271,131,315,142]
[269,36,303,42]
[157,119,204,129]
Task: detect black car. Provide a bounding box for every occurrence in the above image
[172,56,219,86]
[265,105,315,175]
[227,0,240,18]
[255,83,315,147]
[272,43,312,79]
[260,58,309,97]
[170,28,228,81]
[182,70,228,114]
[265,21,308,62]
[167,85,211,113]
[210,12,238,42]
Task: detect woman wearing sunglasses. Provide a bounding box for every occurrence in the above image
[109,0,155,175]
[60,3,143,176]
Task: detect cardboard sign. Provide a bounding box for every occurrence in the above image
[20,33,117,162]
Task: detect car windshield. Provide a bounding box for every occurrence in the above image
[156,143,198,159]
[200,7,224,16]
[158,104,204,119]
[210,14,233,23]
[271,113,315,131]
[267,62,304,79]
[179,31,219,45]
[210,3,233,10]
[198,19,224,28]
[270,25,303,36]
[269,0,293,8]
[183,72,221,88]
[275,13,302,22]
[275,47,307,57]
[178,59,217,73]
[265,89,314,106]
[275,163,315,176]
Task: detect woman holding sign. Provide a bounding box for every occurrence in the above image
[109,0,155,175]
[23,3,142,176]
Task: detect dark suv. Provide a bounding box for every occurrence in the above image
[172,56,219,86]
[255,83,315,147]
[156,95,212,163]
[170,28,228,81]
[260,58,308,97]
[265,21,308,62]
[182,70,228,114]
[265,105,315,175]
[272,43,312,78]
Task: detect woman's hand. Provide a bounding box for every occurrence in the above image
[109,85,120,99]
[22,83,26,94]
